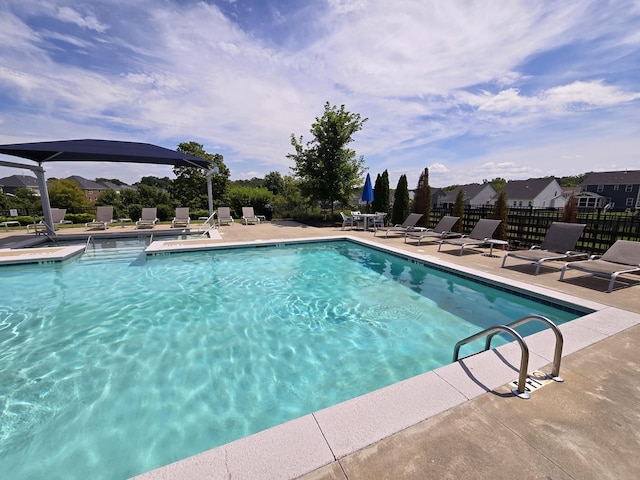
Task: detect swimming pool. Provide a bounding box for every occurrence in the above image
[0,239,585,479]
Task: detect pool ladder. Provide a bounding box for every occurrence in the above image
[453,315,564,399]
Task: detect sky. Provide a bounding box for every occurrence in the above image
[0,0,639,189]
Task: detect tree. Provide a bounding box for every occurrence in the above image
[452,189,465,233]
[173,142,227,209]
[483,177,507,192]
[288,102,367,215]
[491,189,509,240]
[412,168,432,227]
[47,179,88,210]
[264,171,285,196]
[371,170,390,220]
[139,176,172,190]
[391,174,410,225]
[561,195,578,223]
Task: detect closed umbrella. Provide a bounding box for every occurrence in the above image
[361,173,374,213]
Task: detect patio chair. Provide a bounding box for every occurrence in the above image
[217,207,234,226]
[340,212,354,230]
[502,222,587,275]
[559,240,640,293]
[373,213,423,238]
[438,218,502,256]
[242,206,261,225]
[404,215,460,246]
[85,206,114,230]
[171,207,190,228]
[371,212,387,230]
[135,208,158,229]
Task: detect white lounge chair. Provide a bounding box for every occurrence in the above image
[135,208,158,229]
[438,219,502,255]
[242,206,261,225]
[373,213,423,238]
[85,206,114,230]
[171,207,190,228]
[502,222,587,275]
[27,208,70,233]
[404,215,460,245]
[217,207,234,226]
[559,240,640,292]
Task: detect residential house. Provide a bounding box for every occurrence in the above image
[438,183,496,207]
[66,175,109,202]
[0,174,41,196]
[578,170,640,212]
[500,178,565,209]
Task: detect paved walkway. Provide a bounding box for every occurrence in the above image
[2,221,639,479]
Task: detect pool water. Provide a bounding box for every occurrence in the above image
[0,240,582,479]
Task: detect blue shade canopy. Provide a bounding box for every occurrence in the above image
[0,139,211,168]
[361,172,374,202]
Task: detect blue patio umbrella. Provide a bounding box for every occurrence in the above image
[361,173,374,212]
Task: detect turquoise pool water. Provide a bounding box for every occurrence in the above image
[0,240,583,479]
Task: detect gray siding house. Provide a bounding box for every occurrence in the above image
[579,170,640,211]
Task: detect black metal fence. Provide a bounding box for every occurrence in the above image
[429,206,640,255]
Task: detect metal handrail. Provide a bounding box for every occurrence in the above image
[85,235,94,252]
[485,314,564,382]
[453,325,531,399]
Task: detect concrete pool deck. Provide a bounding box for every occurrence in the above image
[1,221,639,479]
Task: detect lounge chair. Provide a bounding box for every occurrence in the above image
[404,215,460,245]
[242,206,261,225]
[85,206,114,230]
[501,222,587,275]
[27,208,70,233]
[438,218,502,255]
[135,208,158,229]
[217,207,234,226]
[171,207,191,228]
[340,212,354,230]
[373,213,423,238]
[559,240,640,292]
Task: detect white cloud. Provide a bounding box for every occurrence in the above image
[0,0,639,188]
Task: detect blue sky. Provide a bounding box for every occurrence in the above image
[0,0,639,188]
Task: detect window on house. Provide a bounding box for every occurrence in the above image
[528,201,532,206]
[626,198,634,206]
[597,185,604,192]
[580,185,586,192]
[625,185,632,192]
[614,185,619,190]
[513,201,517,206]
[518,201,522,207]
[87,190,93,195]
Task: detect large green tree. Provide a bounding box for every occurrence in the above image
[47,179,89,210]
[172,142,227,209]
[412,168,432,227]
[288,102,367,215]
[391,174,410,225]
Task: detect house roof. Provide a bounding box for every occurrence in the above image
[66,175,109,190]
[0,174,39,188]
[581,170,640,185]
[440,183,491,203]
[101,181,136,192]
[503,178,558,199]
